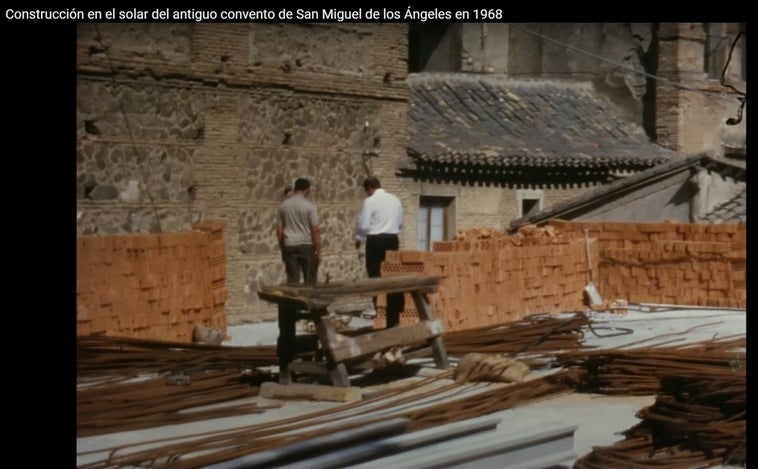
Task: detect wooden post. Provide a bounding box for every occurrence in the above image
[313,312,351,387]
[411,291,450,369]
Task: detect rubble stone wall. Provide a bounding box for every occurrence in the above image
[76,23,410,324]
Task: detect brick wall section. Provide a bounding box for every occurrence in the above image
[376,236,594,331]
[548,220,746,309]
[376,220,745,332]
[76,221,228,342]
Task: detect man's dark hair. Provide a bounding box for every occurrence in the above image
[363,176,381,190]
[294,178,311,192]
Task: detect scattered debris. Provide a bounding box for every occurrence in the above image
[583,229,604,307]
[193,323,226,345]
[259,381,362,402]
[165,371,190,386]
[454,353,530,383]
[370,346,405,367]
[510,224,571,246]
[298,314,353,333]
[454,227,505,240]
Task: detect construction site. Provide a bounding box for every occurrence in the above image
[75,22,746,469]
[76,221,746,468]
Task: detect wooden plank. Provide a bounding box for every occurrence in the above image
[259,276,440,302]
[327,319,444,362]
[314,316,351,386]
[348,344,439,370]
[310,275,437,290]
[402,345,434,362]
[288,360,329,377]
[257,289,332,310]
[411,291,450,369]
[307,275,440,294]
[259,381,362,402]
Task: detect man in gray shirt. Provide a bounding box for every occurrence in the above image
[276,177,321,285]
[275,177,321,383]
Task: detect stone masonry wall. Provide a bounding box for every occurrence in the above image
[76,23,410,324]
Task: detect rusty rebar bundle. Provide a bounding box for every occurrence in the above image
[78,369,582,469]
[77,337,284,438]
[555,336,745,395]
[574,372,745,469]
[444,312,593,356]
[77,370,279,437]
[77,336,281,379]
[77,314,745,469]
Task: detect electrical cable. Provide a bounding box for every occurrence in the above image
[507,23,744,104]
[92,24,163,232]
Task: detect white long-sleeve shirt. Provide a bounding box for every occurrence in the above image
[354,188,403,241]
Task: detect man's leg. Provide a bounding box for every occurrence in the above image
[366,235,403,328]
[279,248,300,383]
[365,235,384,314]
[282,246,301,284]
[384,235,403,328]
[365,236,383,278]
[302,245,319,285]
[277,301,297,384]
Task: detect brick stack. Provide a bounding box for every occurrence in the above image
[548,220,747,308]
[76,222,228,342]
[376,227,593,331]
[375,221,746,332]
[193,221,228,330]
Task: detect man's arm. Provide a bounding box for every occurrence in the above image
[310,224,321,261]
[276,226,285,251]
[276,209,286,254]
[396,197,404,231]
[354,198,369,249]
[355,198,371,248]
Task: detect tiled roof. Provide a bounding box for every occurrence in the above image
[702,188,747,223]
[406,73,676,171]
[508,154,747,230]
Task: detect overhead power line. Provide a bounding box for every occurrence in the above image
[507,23,744,104]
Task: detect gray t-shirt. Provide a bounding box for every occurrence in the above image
[277,194,319,247]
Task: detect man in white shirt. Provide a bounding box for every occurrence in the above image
[355,176,405,327]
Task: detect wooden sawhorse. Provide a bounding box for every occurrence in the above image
[257,275,450,387]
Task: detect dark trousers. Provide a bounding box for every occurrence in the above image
[282,244,318,285]
[278,244,318,383]
[366,233,404,328]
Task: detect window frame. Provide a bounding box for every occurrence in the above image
[516,189,544,218]
[418,195,455,251]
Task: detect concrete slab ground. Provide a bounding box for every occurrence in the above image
[76,307,745,468]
